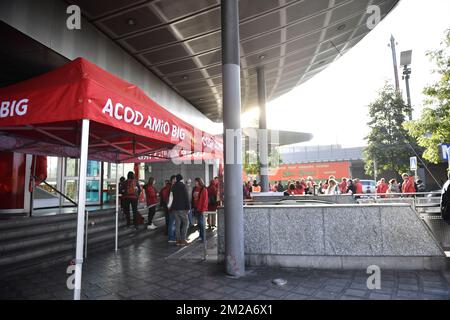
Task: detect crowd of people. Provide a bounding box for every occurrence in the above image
[243,172,427,199]
[118,172,221,246]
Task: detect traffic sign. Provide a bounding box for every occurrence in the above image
[409,156,417,170]
[441,144,450,161]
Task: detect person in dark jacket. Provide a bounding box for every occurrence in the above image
[122,171,141,228]
[441,172,450,223]
[168,174,191,246]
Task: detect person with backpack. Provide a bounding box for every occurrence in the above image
[441,171,450,224]
[192,177,208,242]
[144,177,158,230]
[122,171,141,228]
[168,174,190,246]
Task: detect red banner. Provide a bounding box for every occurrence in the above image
[243,161,351,182]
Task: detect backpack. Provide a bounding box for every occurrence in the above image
[124,179,137,197]
[208,190,217,206]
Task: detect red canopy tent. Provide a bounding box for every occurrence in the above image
[0,57,222,299]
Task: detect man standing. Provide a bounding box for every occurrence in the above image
[441,172,450,223]
[168,174,190,246]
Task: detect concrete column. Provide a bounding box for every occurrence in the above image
[221,0,245,277]
[257,67,269,192]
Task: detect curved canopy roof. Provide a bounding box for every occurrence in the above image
[68,0,399,121]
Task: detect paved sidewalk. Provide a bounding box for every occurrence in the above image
[0,224,449,300]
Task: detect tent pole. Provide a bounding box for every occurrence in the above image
[115,161,119,252]
[74,119,90,301]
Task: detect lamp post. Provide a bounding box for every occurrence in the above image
[400,50,413,120]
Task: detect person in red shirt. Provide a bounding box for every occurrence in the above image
[339,178,348,194]
[294,181,304,195]
[354,178,363,197]
[376,178,389,198]
[192,177,208,241]
[144,177,158,230]
[401,173,416,196]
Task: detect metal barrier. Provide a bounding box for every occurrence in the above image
[202,211,218,260]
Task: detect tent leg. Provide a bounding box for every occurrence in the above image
[115,162,119,252]
[74,119,90,301]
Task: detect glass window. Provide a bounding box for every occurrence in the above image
[102,181,117,204]
[87,161,100,177]
[46,157,59,180]
[139,163,145,182]
[86,180,100,202]
[103,163,118,180]
[64,180,78,202]
[65,158,78,177]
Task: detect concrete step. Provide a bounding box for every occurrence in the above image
[0,219,128,255]
[0,209,115,231]
[0,209,163,278]
[0,224,134,268]
[0,211,121,242]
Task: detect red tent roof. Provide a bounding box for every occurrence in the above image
[0,58,222,162]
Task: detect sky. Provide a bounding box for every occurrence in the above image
[242,0,450,148]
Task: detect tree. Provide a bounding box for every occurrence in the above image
[364,83,417,176]
[243,146,282,176]
[404,29,450,163]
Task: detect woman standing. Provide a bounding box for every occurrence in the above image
[192,178,208,241]
[387,179,400,197]
[326,179,339,195]
[144,177,158,230]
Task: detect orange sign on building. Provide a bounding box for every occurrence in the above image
[243,161,351,182]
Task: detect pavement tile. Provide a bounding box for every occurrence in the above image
[344,289,367,298]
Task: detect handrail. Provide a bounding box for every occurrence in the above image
[352,192,441,197]
[34,176,90,258]
[35,176,78,206]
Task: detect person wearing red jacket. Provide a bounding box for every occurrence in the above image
[401,173,416,196]
[376,178,389,198]
[354,179,363,194]
[294,181,304,195]
[144,177,158,230]
[192,177,208,241]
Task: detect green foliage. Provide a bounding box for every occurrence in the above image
[243,146,282,175]
[405,29,450,163]
[364,83,417,176]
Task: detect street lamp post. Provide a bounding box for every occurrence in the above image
[400,50,413,120]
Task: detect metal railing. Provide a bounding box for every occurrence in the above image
[35,177,91,258]
[202,211,218,260]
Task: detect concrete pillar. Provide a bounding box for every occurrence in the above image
[221,0,245,277]
[257,67,269,192]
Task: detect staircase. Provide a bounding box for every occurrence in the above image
[0,209,138,278]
